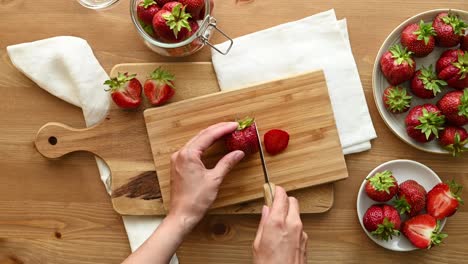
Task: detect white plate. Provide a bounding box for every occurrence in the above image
[356,160,446,251]
[372,9,468,154]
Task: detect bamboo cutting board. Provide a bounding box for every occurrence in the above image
[145,71,348,210]
[34,63,336,215]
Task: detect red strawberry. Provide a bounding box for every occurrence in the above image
[380,44,416,85]
[156,0,173,6]
[178,0,205,19]
[152,3,193,42]
[363,204,401,241]
[410,65,447,99]
[264,129,289,155]
[137,0,160,25]
[405,104,445,143]
[402,214,447,249]
[143,67,176,106]
[225,117,259,155]
[197,0,214,20]
[436,49,468,90]
[401,20,436,57]
[461,34,468,51]
[439,126,468,157]
[162,1,181,11]
[437,90,468,126]
[104,73,142,109]
[394,180,427,217]
[383,86,412,113]
[427,180,464,219]
[365,170,399,202]
[433,12,467,47]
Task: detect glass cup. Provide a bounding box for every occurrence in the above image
[130,0,233,57]
[77,0,120,9]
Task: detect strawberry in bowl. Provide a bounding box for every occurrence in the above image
[380,44,416,85]
[438,126,468,157]
[401,20,436,57]
[382,86,412,113]
[433,12,467,47]
[436,49,468,90]
[405,104,445,143]
[410,65,446,99]
[363,204,401,241]
[437,90,468,126]
[365,170,399,202]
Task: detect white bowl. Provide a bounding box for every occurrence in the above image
[356,160,446,251]
[372,9,468,154]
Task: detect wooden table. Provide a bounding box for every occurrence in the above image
[1,0,467,263]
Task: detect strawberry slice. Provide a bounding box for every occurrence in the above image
[143,67,176,106]
[427,180,464,220]
[104,72,142,109]
[264,129,290,155]
[402,214,447,249]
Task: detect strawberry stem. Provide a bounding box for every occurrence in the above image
[139,0,157,8]
[149,67,175,88]
[162,3,192,39]
[452,53,468,80]
[441,12,468,36]
[459,89,468,118]
[389,44,414,67]
[418,65,446,96]
[370,218,400,241]
[104,72,137,92]
[237,117,255,130]
[366,170,395,194]
[415,107,445,139]
[414,20,436,45]
[385,87,412,112]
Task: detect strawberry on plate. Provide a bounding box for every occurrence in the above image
[137,0,160,25]
[394,179,427,217]
[402,214,447,249]
[225,117,259,155]
[104,72,142,109]
[380,44,416,85]
[264,129,289,155]
[144,67,175,106]
[439,126,468,157]
[363,204,401,241]
[432,12,467,47]
[365,170,399,202]
[382,86,412,113]
[427,180,464,219]
[152,3,193,42]
[401,20,436,57]
[437,90,468,126]
[436,49,468,90]
[405,104,445,143]
[410,65,447,99]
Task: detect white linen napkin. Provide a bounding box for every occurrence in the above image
[6,36,177,264]
[212,9,377,154]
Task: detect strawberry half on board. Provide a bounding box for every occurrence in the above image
[225,117,259,155]
[432,12,467,47]
[137,0,160,25]
[436,49,468,90]
[383,86,412,114]
[405,104,445,143]
[410,65,447,99]
[437,90,468,126]
[439,126,468,157]
[363,204,401,241]
[152,3,193,42]
[427,180,464,219]
[402,214,447,249]
[104,72,142,109]
[394,179,427,217]
[380,44,416,85]
[143,67,175,106]
[365,170,399,202]
[264,129,289,155]
[401,20,436,57]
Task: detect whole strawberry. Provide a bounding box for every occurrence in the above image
[137,0,160,25]
[436,49,468,90]
[178,0,205,19]
[461,34,468,51]
[365,170,399,202]
[156,0,173,6]
[382,86,412,113]
[380,44,416,85]
[394,179,427,217]
[225,117,259,155]
[363,204,401,241]
[144,67,176,106]
[152,3,193,42]
[401,20,436,57]
[104,73,142,109]
[405,104,445,143]
[402,214,447,249]
[410,65,447,99]
[197,0,214,20]
[439,126,468,157]
[427,180,464,219]
[437,90,468,126]
[433,12,467,47]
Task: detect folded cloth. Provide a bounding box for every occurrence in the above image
[7,36,177,264]
[212,9,377,155]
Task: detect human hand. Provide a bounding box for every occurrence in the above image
[253,187,308,264]
[168,122,245,234]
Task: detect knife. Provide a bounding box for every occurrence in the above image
[255,123,276,207]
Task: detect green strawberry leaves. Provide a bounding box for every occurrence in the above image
[104,72,137,92]
[149,67,175,88]
[458,89,468,118]
[394,196,411,215]
[389,44,414,67]
[429,221,448,249]
[415,108,445,139]
[452,53,468,80]
[444,132,468,157]
[441,12,468,36]
[139,0,157,8]
[367,170,396,194]
[418,65,447,96]
[162,3,192,39]
[385,87,412,112]
[414,20,436,45]
[370,218,400,242]
[237,117,255,131]
[447,179,464,204]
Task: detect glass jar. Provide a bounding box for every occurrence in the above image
[130,0,233,57]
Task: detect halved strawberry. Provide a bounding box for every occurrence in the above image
[104,72,142,109]
[143,67,175,106]
[264,129,290,155]
[427,180,464,219]
[402,214,447,249]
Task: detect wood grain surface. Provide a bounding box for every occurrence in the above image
[1,0,468,263]
[145,71,347,210]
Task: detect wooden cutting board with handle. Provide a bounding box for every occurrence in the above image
[35,62,337,215]
[145,70,348,210]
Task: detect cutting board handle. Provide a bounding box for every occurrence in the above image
[35,122,99,159]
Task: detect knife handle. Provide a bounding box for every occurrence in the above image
[263,182,276,207]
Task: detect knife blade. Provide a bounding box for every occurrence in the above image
[255,122,276,207]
